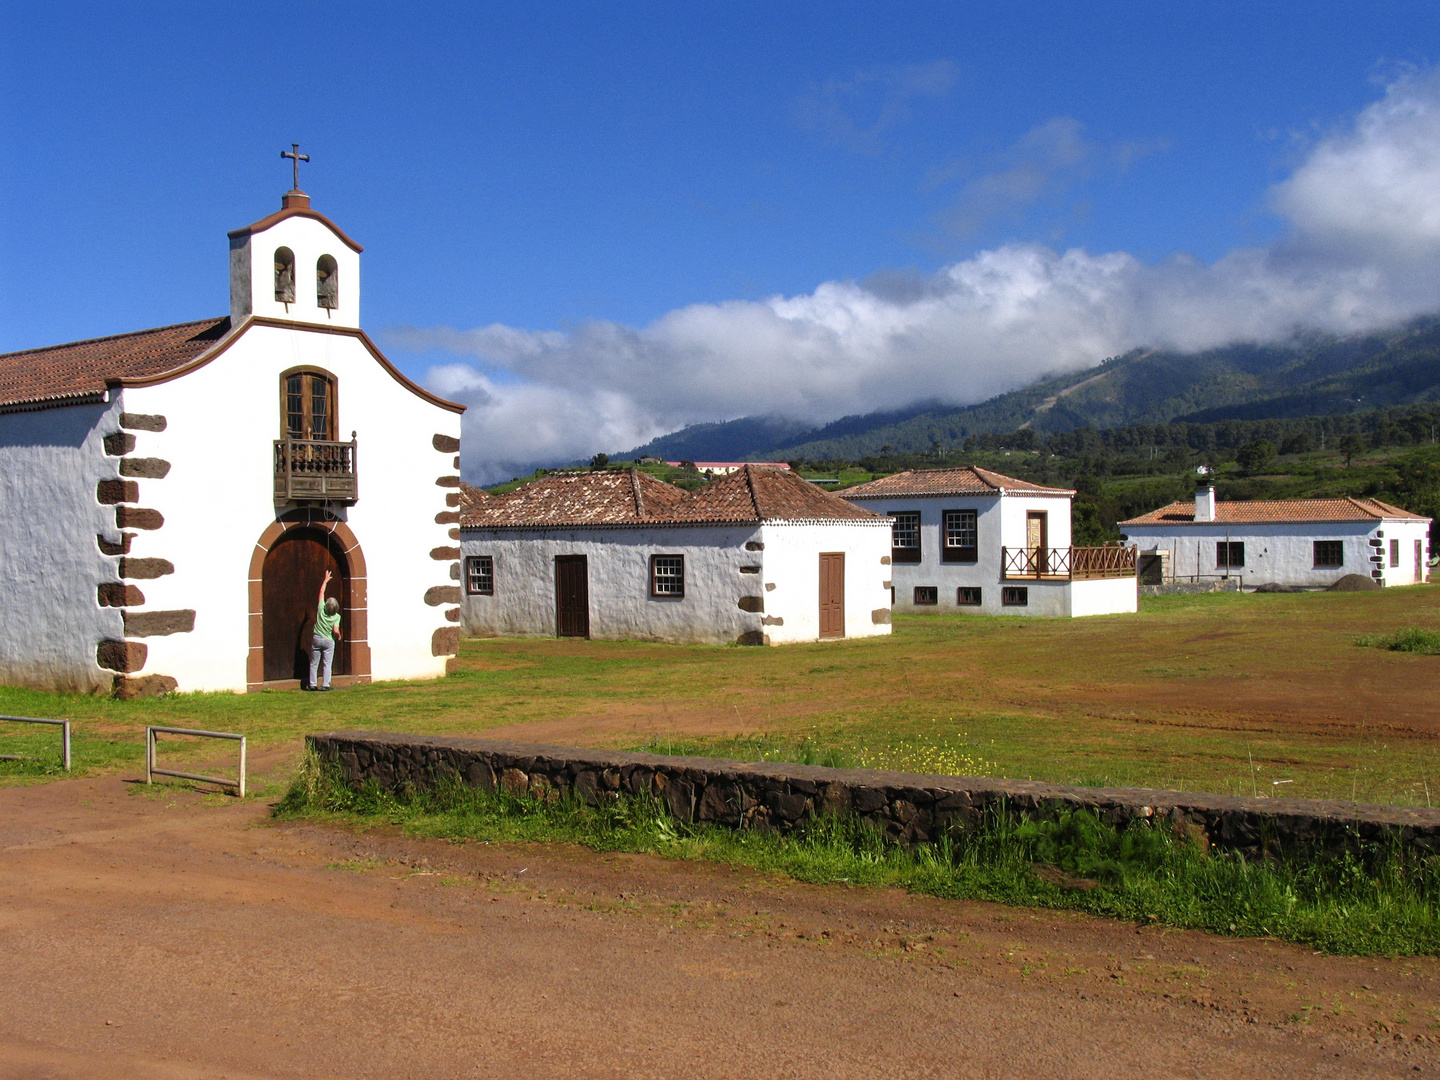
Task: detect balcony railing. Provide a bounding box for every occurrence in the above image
[274,436,358,504]
[1001,544,1137,580]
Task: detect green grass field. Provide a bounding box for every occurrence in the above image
[3,586,1438,805]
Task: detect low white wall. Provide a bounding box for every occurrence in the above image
[758,522,893,643]
[1123,521,1429,588]
[0,397,124,692]
[1069,575,1138,616]
[461,525,763,645]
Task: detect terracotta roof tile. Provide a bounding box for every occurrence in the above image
[843,466,1073,499]
[457,482,491,519]
[461,470,686,527]
[462,465,884,528]
[667,465,883,524]
[1120,497,1431,526]
[0,318,231,409]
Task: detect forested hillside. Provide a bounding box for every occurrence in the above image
[615,316,1440,463]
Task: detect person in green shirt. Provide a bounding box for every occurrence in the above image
[308,569,343,691]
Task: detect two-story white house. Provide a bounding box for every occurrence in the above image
[1119,484,1431,589]
[0,182,464,696]
[842,466,1137,617]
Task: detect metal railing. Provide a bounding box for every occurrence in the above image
[146,726,246,796]
[0,715,70,770]
[1001,545,1138,580]
[274,434,358,504]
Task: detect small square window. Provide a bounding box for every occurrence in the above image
[651,554,685,597]
[1313,540,1343,568]
[1002,586,1028,606]
[465,555,493,596]
[888,511,921,563]
[1216,541,1245,569]
[914,586,938,605]
[957,586,982,606]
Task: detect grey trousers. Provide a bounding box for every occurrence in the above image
[309,634,335,688]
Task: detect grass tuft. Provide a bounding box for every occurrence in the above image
[278,753,1440,957]
[1355,626,1440,655]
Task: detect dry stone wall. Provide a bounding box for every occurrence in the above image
[309,731,1440,861]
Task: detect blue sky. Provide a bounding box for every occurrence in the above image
[3,3,1438,479]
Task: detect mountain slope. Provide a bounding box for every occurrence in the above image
[613,316,1440,462]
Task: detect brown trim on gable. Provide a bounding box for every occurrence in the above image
[227,206,364,252]
[107,316,466,414]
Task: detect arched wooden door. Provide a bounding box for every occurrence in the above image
[262,528,351,681]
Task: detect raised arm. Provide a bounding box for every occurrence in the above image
[319,569,332,609]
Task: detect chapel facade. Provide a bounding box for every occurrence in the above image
[0,184,465,695]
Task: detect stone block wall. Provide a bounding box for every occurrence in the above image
[308,731,1440,862]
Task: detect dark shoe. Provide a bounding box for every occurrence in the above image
[320,685,333,691]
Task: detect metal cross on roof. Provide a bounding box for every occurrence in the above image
[281,143,310,191]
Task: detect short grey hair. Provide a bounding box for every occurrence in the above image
[324,597,340,615]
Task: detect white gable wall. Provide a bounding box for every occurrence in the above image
[758,521,893,642]
[231,215,361,329]
[1122,520,1430,587]
[119,321,458,690]
[0,397,125,692]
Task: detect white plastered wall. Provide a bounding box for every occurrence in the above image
[1121,521,1430,588]
[460,525,764,644]
[0,398,124,691]
[756,521,893,643]
[848,492,1085,615]
[231,214,361,329]
[120,321,459,691]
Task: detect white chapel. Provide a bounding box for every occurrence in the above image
[0,166,465,695]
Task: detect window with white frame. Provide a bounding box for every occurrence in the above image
[888,511,921,563]
[465,555,493,595]
[942,509,978,563]
[650,554,685,597]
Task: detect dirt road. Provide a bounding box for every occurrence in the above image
[2,774,1437,1079]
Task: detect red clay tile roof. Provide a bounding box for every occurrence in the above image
[463,465,885,528]
[0,318,231,409]
[666,465,884,524]
[1120,497,1431,526]
[461,470,687,527]
[457,482,491,518]
[843,466,1073,499]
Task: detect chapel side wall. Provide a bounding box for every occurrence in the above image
[460,526,764,645]
[0,398,124,692]
[759,522,892,643]
[1122,523,1381,587]
[121,324,456,691]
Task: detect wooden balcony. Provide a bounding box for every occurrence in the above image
[274,437,358,505]
[1001,544,1136,580]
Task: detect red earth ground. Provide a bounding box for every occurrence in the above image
[2,762,1439,1079]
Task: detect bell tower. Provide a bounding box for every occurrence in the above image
[228,146,363,329]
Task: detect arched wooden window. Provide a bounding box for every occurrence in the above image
[274,247,296,303]
[282,369,336,440]
[316,254,338,310]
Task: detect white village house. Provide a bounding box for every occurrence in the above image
[842,466,1137,617]
[460,466,893,644]
[1119,484,1432,588]
[0,181,465,695]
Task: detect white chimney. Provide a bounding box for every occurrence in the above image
[1194,484,1216,523]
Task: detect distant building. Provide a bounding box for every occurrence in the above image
[1119,484,1431,588]
[842,467,1137,617]
[460,466,892,644]
[665,461,792,476]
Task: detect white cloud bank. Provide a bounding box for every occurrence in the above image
[398,69,1440,483]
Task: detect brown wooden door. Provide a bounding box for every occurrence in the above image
[1026,512,1048,576]
[555,555,590,638]
[262,528,350,681]
[819,552,845,639]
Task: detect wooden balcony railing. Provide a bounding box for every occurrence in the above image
[274,436,358,504]
[1001,544,1137,580]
